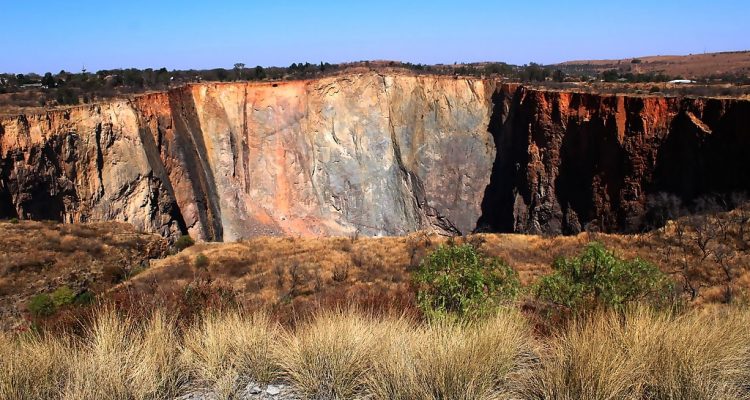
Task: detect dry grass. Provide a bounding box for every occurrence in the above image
[181,312,279,398]
[0,332,72,400]
[367,310,533,400]
[2,307,750,399]
[0,220,168,331]
[63,309,185,400]
[274,310,379,399]
[520,307,750,400]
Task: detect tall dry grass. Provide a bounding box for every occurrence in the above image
[0,332,72,400]
[273,309,534,400]
[520,307,750,400]
[274,310,380,399]
[2,307,750,399]
[367,310,534,400]
[63,309,186,400]
[181,311,279,398]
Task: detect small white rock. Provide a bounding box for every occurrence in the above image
[265,385,281,396]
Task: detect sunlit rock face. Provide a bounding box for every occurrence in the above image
[0,74,497,240]
[1,73,748,240]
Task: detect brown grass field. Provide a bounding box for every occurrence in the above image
[1,204,749,332]
[1,205,750,398]
[559,50,750,78]
[2,307,750,399]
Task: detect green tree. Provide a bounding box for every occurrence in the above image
[254,65,266,80]
[602,69,620,82]
[552,69,566,82]
[234,63,245,80]
[51,286,76,307]
[174,235,195,251]
[535,242,674,313]
[41,72,56,87]
[414,243,520,319]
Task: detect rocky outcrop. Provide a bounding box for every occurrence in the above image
[1,74,496,240]
[478,85,750,234]
[1,74,748,240]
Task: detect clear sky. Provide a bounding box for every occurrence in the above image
[2,0,748,74]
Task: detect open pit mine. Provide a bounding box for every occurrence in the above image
[1,73,749,241]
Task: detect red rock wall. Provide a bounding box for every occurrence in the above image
[2,76,749,240]
[478,85,750,234]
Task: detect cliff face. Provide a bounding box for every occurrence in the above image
[1,74,748,240]
[479,85,750,234]
[0,74,496,240]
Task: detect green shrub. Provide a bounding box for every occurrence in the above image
[414,243,520,319]
[535,242,674,313]
[9,217,19,224]
[28,294,56,317]
[195,253,210,269]
[51,286,76,307]
[75,291,95,305]
[649,86,661,94]
[175,235,195,251]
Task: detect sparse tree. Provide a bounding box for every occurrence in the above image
[552,69,565,82]
[233,63,245,80]
[711,243,737,303]
[687,215,715,260]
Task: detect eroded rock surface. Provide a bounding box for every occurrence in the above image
[479,85,750,234]
[1,74,748,239]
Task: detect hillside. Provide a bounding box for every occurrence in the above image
[2,202,748,331]
[559,51,750,79]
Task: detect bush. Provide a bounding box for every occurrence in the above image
[28,294,56,317]
[649,85,661,93]
[51,286,76,308]
[414,243,520,318]
[74,291,95,305]
[9,217,19,224]
[535,242,674,313]
[195,253,209,269]
[174,235,195,251]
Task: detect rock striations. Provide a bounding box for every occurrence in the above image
[1,73,748,240]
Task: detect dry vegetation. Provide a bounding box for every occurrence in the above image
[105,205,750,327]
[0,220,168,331]
[1,204,749,397]
[2,307,750,399]
[559,51,750,80]
[3,204,748,332]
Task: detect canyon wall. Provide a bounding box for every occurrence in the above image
[1,74,748,240]
[0,74,496,240]
[479,84,750,234]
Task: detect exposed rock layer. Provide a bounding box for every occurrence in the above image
[1,74,748,240]
[480,84,750,234]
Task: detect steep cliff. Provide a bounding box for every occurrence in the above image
[478,85,750,234]
[1,74,748,240]
[0,74,497,240]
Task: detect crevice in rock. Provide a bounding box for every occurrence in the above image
[476,86,523,233]
[168,88,224,241]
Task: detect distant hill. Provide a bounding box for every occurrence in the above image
[557,51,750,79]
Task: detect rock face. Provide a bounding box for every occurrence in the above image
[1,74,749,240]
[478,85,750,234]
[0,74,496,240]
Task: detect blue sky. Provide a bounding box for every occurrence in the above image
[2,0,748,74]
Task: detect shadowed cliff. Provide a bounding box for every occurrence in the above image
[478,86,750,234]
